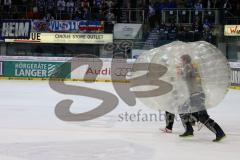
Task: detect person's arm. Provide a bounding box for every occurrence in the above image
[182,64,194,80]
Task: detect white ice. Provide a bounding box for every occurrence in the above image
[0,80,239,160]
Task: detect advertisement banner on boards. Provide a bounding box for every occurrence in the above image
[0,20,31,39]
[114,23,142,39]
[2,61,71,79]
[231,68,240,86]
[71,58,132,81]
[4,32,113,44]
[32,20,104,33]
[224,25,240,36]
[230,62,240,86]
[0,61,3,76]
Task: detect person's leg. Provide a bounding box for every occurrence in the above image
[181,92,203,131]
[190,112,199,126]
[161,112,175,133]
[178,95,195,137]
[179,113,194,137]
[165,111,175,130]
[197,110,226,142]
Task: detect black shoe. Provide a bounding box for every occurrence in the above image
[179,131,194,137]
[213,134,226,142]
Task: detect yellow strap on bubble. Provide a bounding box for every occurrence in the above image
[192,62,201,80]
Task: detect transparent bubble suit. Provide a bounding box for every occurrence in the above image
[129,41,231,114]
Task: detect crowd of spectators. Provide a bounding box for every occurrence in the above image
[146,1,221,46]
[148,0,240,32]
[0,0,239,22]
[0,0,121,21]
[155,17,215,43]
[148,0,239,14]
[0,0,238,44]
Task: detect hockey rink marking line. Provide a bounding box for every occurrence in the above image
[229,86,240,90]
[0,77,129,83]
[1,77,240,90]
[0,127,159,135]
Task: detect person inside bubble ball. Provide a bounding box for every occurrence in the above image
[177,54,226,142]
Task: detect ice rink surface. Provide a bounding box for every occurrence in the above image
[0,80,239,160]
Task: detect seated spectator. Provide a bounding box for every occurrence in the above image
[82,7,91,20]
[195,0,203,11]
[223,0,232,15]
[159,23,166,31]
[148,2,156,30]
[3,0,12,13]
[192,19,203,32]
[95,9,105,21]
[186,0,194,8]
[106,0,114,9]
[74,0,81,11]
[112,0,122,22]
[94,0,103,8]
[167,0,176,8]
[102,1,110,13]
[81,0,90,8]
[105,9,115,22]
[193,18,203,40]
[73,9,83,20]
[203,19,211,31]
[27,6,41,19]
[46,0,55,14]
[43,13,55,21]
[202,18,213,42]
[66,0,75,13]
[37,0,46,15]
[169,20,177,32]
[57,0,66,13]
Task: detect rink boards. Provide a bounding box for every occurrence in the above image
[0,56,240,89]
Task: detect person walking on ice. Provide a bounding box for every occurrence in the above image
[177,54,226,142]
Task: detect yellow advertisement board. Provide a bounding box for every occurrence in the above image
[224,25,240,36]
[5,32,113,44]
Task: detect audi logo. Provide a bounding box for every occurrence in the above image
[104,40,134,52]
[114,68,132,77]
